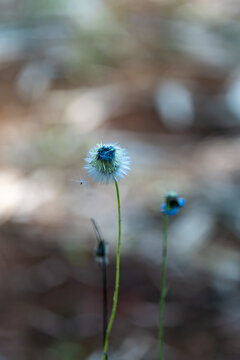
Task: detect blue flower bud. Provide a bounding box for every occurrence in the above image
[162,191,185,216]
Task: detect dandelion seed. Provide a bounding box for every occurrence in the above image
[71,179,88,185]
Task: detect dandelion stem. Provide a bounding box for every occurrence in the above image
[102,179,121,360]
[158,214,168,360]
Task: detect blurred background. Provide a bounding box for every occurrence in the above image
[0,0,240,359]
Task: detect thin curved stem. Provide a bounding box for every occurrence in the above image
[102,179,121,360]
[158,214,168,360]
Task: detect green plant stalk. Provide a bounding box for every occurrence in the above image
[158,214,168,360]
[102,179,121,360]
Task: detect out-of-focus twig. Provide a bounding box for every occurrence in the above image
[91,218,108,352]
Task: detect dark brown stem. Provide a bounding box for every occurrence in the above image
[102,255,108,347]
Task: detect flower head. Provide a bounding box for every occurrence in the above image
[162,191,185,216]
[85,143,130,183]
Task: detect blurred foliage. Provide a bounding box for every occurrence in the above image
[46,341,85,360]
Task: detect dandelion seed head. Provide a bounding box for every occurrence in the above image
[85,143,130,184]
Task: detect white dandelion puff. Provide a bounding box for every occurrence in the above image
[85,143,131,184]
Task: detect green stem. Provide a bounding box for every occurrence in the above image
[102,179,121,360]
[158,214,168,360]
